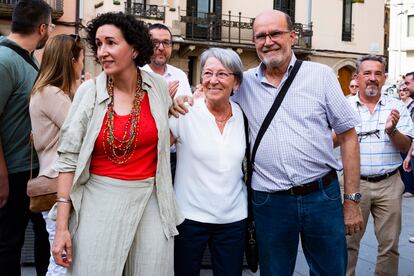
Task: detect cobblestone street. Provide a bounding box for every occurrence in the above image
[22,198,414,276]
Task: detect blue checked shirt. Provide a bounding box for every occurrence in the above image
[232,54,360,192]
[348,94,414,176]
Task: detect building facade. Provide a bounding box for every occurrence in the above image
[388,0,414,83]
[83,0,386,95]
[0,0,81,61]
[0,0,388,94]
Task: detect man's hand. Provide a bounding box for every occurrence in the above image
[0,174,9,208]
[169,95,194,118]
[385,109,400,133]
[403,153,412,172]
[193,84,205,100]
[168,80,180,98]
[343,200,363,235]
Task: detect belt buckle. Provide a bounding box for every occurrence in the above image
[290,185,303,195]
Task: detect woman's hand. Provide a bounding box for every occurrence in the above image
[52,228,73,268]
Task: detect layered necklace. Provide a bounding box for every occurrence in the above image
[102,70,145,164]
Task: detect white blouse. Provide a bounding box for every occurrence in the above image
[170,98,247,224]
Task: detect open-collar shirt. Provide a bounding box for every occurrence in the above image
[232,53,360,192]
[348,93,414,176]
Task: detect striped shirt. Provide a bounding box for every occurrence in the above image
[348,94,414,176]
[232,53,360,192]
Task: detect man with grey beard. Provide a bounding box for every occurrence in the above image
[345,55,414,276]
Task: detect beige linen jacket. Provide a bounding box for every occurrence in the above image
[53,70,183,238]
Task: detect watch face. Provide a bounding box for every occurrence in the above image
[354,193,362,200]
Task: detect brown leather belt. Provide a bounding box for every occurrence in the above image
[273,169,337,196]
[360,169,398,183]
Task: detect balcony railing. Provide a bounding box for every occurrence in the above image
[125,2,165,21]
[180,9,312,49]
[0,0,63,20]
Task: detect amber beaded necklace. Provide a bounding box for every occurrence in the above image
[102,70,145,164]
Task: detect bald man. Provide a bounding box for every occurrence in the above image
[232,10,362,275]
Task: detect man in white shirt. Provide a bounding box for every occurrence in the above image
[142,24,192,181]
[142,24,192,99]
[401,71,414,243]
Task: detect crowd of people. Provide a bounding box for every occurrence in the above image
[0,1,414,276]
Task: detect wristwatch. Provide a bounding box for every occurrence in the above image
[344,192,362,203]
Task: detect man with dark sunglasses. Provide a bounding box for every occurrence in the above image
[344,55,414,276]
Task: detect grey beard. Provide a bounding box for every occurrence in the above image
[365,88,379,97]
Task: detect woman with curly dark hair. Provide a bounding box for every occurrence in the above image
[51,12,183,275]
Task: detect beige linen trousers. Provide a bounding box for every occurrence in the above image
[68,175,173,276]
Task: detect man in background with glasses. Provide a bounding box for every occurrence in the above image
[142,23,192,99]
[349,79,359,96]
[142,24,192,182]
[345,55,414,276]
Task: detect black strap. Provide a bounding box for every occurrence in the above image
[0,40,39,71]
[250,60,302,173]
[243,111,254,216]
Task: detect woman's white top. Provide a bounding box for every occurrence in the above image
[169,98,247,224]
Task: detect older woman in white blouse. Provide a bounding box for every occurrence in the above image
[170,48,247,276]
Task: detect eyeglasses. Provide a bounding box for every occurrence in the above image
[254,30,291,43]
[349,85,359,88]
[357,129,380,142]
[201,71,234,81]
[152,39,172,48]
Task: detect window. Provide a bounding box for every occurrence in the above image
[342,0,352,41]
[186,0,222,40]
[273,0,295,22]
[408,15,414,37]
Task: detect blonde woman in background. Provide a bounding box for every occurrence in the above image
[30,34,84,275]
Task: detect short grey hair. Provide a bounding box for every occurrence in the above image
[356,55,386,74]
[200,48,243,84]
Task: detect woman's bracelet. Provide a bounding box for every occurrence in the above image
[56,197,72,204]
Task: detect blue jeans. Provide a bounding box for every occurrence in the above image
[252,177,347,276]
[399,153,414,193]
[174,218,246,276]
[412,158,414,177]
